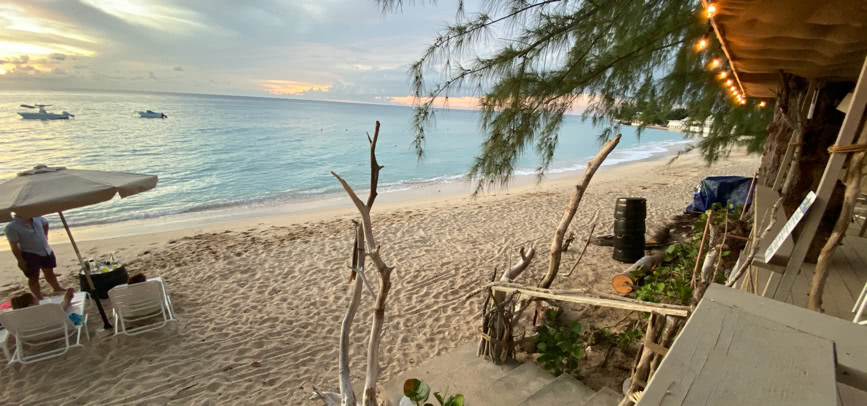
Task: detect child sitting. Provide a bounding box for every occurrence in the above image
[127,273,146,284]
[10,288,83,325]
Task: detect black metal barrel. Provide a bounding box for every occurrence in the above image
[613,197,646,263]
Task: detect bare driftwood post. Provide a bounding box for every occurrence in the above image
[480,247,535,362]
[807,126,867,311]
[338,223,365,406]
[317,121,390,406]
[540,134,621,289]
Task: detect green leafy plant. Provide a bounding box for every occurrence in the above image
[533,310,584,376]
[592,328,643,351]
[632,204,743,304]
[631,243,694,304]
[403,379,465,406]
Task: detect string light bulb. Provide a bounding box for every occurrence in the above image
[706,3,717,18]
[709,58,721,69]
[718,71,728,79]
[695,37,708,51]
[725,79,733,86]
[759,101,767,108]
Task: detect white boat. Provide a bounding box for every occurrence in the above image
[138,110,167,118]
[18,104,74,120]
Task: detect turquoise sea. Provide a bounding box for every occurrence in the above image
[0,90,690,227]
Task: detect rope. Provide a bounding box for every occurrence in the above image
[828,143,867,154]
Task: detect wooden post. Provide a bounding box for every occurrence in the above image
[773,56,867,300]
[58,211,112,329]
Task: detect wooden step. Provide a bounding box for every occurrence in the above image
[582,387,622,406]
[516,374,596,406]
[471,362,556,405]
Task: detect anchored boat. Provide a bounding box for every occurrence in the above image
[18,104,74,120]
[138,110,167,118]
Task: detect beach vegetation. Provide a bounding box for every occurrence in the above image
[533,309,585,376]
[591,327,643,352]
[631,203,741,304]
[403,379,465,406]
[377,0,772,193]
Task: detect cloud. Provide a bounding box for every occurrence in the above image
[262,79,331,95]
[0,0,488,102]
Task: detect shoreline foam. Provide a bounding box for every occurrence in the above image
[5,138,695,244]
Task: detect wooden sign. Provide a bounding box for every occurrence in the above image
[763,191,817,263]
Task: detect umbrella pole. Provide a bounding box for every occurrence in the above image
[59,211,112,329]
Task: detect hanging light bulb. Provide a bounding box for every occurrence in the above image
[695,37,709,51]
[706,3,717,18]
[759,101,767,108]
[708,58,721,69]
[725,79,733,86]
[718,71,728,79]
[740,99,747,104]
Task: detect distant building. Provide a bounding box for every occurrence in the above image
[667,119,686,130]
[670,117,713,137]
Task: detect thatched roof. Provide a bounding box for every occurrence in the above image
[715,0,867,97]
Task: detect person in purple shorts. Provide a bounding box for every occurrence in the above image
[5,215,65,300]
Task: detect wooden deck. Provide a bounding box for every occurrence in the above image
[742,185,867,322]
[748,222,867,321]
[638,285,867,405]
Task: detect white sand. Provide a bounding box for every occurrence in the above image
[0,149,758,405]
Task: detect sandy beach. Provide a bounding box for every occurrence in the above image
[0,148,758,405]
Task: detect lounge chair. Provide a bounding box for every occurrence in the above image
[108,279,176,336]
[0,302,90,364]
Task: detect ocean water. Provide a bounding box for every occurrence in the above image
[0,90,690,227]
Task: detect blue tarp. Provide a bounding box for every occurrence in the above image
[686,176,754,212]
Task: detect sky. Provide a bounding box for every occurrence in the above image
[0,0,486,106]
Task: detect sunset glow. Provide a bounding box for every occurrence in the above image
[262,80,332,96]
[0,1,479,105]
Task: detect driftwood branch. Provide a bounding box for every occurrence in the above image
[566,210,600,277]
[690,211,713,290]
[490,282,690,317]
[502,247,536,281]
[338,224,364,406]
[541,134,621,288]
[625,252,665,275]
[808,126,867,310]
[324,121,392,406]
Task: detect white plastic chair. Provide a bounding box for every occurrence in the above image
[109,280,176,336]
[853,280,867,325]
[0,303,89,364]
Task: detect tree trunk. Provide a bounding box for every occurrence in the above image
[757,78,850,263]
[540,134,621,289]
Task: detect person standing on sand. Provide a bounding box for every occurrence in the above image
[5,214,64,299]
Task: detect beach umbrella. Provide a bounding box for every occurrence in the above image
[0,165,158,329]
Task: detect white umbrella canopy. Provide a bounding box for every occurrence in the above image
[0,165,158,222]
[0,165,158,329]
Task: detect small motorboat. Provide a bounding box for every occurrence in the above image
[18,104,74,120]
[138,110,167,118]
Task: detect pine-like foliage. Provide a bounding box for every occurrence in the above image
[379,0,772,192]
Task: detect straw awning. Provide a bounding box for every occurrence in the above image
[712,0,867,97]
